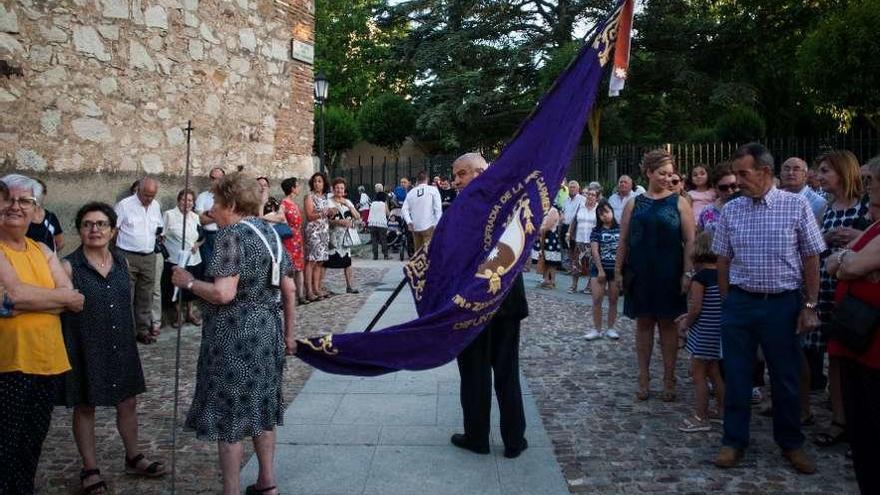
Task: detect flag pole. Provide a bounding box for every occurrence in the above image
[170,120,194,495]
[364,277,408,332]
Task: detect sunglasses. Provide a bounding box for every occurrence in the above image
[717,184,739,192]
[669,180,680,186]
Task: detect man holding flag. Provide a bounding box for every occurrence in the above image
[449,153,530,459]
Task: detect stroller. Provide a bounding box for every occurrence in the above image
[387,207,413,260]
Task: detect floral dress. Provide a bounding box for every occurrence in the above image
[281,197,304,271]
[305,193,329,262]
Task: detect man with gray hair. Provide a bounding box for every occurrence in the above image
[780,157,826,222]
[449,152,529,459]
[115,177,164,344]
[609,174,639,224]
[560,180,585,268]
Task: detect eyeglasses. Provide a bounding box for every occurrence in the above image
[80,220,112,231]
[717,184,739,192]
[6,197,37,209]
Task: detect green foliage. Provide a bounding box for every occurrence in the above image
[358,94,416,154]
[320,105,360,164]
[797,0,880,131]
[714,106,766,143]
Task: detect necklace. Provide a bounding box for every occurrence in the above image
[85,250,111,269]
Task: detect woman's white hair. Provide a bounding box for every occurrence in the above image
[1,174,41,203]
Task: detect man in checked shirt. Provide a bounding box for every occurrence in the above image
[712,143,826,474]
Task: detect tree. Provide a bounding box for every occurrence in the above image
[357,94,416,155]
[797,0,880,131]
[318,105,360,175]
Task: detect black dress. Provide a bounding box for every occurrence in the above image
[623,194,687,319]
[58,248,146,406]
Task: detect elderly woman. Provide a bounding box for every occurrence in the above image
[567,188,598,294]
[304,172,332,302]
[162,189,204,327]
[697,165,738,233]
[616,150,695,401]
[824,155,880,494]
[810,150,870,448]
[59,202,164,493]
[0,175,84,494]
[171,173,296,495]
[26,178,65,252]
[368,190,391,260]
[326,177,361,294]
[257,176,280,215]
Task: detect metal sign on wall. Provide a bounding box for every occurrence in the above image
[291,40,314,65]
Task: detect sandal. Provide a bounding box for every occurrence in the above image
[80,468,108,494]
[298,297,310,305]
[814,421,847,447]
[346,287,360,294]
[635,389,650,401]
[245,484,278,495]
[678,415,711,433]
[567,287,576,294]
[125,453,166,477]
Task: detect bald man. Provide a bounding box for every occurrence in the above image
[115,177,164,343]
[781,157,826,222]
[450,152,529,459]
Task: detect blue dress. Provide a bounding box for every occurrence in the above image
[623,194,687,319]
[685,269,722,360]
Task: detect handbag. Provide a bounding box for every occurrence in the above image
[829,287,880,354]
[342,227,362,248]
[273,222,293,240]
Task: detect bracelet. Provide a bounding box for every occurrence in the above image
[835,248,850,268]
[186,279,195,290]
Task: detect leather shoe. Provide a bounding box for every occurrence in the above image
[450,434,489,455]
[504,438,528,459]
[783,448,816,474]
[713,446,744,468]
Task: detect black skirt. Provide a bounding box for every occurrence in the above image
[324,252,352,269]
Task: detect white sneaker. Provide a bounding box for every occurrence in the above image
[585,329,600,340]
[605,328,620,340]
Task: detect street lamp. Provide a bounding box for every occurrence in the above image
[314,71,329,173]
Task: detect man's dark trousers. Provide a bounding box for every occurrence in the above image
[722,287,804,451]
[456,275,528,451]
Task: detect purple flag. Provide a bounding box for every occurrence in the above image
[295,0,631,375]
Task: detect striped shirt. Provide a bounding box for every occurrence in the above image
[686,268,723,360]
[712,187,825,293]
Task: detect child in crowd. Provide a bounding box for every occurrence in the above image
[677,232,724,432]
[587,200,620,340]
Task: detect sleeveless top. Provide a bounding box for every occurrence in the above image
[0,238,70,375]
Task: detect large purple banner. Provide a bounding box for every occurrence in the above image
[295,0,629,376]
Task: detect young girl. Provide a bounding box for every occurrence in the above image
[677,232,724,432]
[687,165,717,224]
[587,200,620,340]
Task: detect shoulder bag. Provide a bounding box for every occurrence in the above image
[830,286,880,354]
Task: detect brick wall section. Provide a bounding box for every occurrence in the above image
[0,0,315,179]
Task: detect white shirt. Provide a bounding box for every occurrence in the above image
[561,194,586,225]
[573,203,597,243]
[358,192,371,211]
[401,183,442,232]
[367,200,388,228]
[162,208,202,266]
[194,191,217,231]
[608,190,639,223]
[114,194,163,253]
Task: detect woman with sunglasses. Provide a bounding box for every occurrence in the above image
[698,165,739,233]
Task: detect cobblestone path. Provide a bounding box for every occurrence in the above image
[520,288,859,494]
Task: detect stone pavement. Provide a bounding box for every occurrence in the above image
[240,266,569,495]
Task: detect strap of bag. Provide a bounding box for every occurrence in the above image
[239,220,282,267]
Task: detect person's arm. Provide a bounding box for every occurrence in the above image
[590,241,604,279]
[432,188,442,224]
[0,247,83,314]
[172,268,239,305]
[281,274,297,355]
[836,234,880,280]
[716,256,730,298]
[678,280,705,331]
[263,210,286,223]
[614,200,635,287]
[304,195,320,222]
[53,233,65,252]
[678,196,696,293]
[797,254,821,333]
[401,195,413,228]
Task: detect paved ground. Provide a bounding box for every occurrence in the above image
[35,257,860,494]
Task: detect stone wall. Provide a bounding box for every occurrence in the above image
[0,0,316,178]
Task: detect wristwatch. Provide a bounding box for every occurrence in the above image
[186,279,195,290]
[803,302,818,311]
[684,270,695,278]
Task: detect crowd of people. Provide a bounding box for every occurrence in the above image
[1,141,878,494]
[528,144,880,493]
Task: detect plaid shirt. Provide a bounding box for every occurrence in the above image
[712,187,825,293]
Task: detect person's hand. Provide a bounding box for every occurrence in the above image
[797,308,820,334]
[171,266,193,289]
[285,336,298,355]
[343,219,353,228]
[191,245,198,253]
[832,226,860,245]
[597,272,606,284]
[65,289,85,313]
[615,272,623,292]
[675,314,688,333]
[680,274,692,294]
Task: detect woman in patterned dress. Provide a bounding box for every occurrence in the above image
[59,202,164,493]
[171,173,297,495]
[811,150,869,448]
[303,172,332,302]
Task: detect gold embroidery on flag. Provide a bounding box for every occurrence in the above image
[592,2,625,67]
[404,248,429,302]
[298,334,339,355]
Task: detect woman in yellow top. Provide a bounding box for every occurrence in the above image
[0,174,84,495]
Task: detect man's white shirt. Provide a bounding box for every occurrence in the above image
[401,183,442,232]
[562,194,586,225]
[114,194,163,253]
[609,190,640,223]
[195,190,218,231]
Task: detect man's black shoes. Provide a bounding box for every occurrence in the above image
[504,438,529,459]
[450,434,490,455]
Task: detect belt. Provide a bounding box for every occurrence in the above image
[731,286,797,300]
[117,248,154,256]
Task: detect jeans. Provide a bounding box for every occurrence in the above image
[721,287,804,451]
